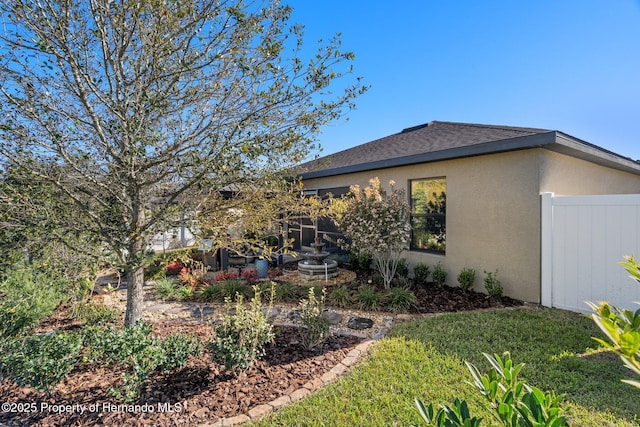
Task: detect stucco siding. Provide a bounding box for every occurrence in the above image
[540,150,640,195]
[301,150,543,303]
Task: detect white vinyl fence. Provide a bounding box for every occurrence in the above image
[541,193,640,313]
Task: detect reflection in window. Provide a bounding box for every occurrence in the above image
[410,178,446,253]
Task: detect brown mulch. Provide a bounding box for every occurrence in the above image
[0,321,362,426]
[0,266,523,426]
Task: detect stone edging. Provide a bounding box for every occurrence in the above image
[197,339,377,426]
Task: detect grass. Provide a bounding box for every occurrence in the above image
[251,307,640,426]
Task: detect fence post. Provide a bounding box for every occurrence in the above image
[540,192,554,307]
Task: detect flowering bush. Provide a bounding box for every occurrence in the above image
[165,260,185,276]
[241,268,258,284]
[334,178,411,288]
[214,270,239,282]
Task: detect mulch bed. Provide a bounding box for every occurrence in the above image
[0,322,362,426]
[0,266,523,426]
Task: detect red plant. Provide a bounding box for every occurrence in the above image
[267,267,282,280]
[241,269,258,284]
[165,260,185,276]
[214,270,239,282]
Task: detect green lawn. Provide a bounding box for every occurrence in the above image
[250,307,640,426]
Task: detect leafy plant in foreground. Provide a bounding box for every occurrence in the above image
[413,352,568,426]
[211,284,276,375]
[82,322,202,402]
[588,255,640,389]
[298,287,331,350]
[0,331,84,391]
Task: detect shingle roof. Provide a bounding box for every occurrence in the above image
[297,120,640,179]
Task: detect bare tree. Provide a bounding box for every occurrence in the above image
[0,0,365,326]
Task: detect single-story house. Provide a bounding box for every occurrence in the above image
[294,121,640,304]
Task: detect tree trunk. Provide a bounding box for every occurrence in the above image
[124,262,145,327]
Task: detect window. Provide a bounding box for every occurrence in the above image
[287,186,350,251]
[410,178,446,253]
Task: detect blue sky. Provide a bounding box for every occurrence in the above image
[289,1,640,161]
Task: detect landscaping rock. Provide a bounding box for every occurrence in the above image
[346,317,374,330]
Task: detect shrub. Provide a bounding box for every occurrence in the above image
[395,258,409,278]
[334,178,411,288]
[272,282,300,302]
[391,276,410,288]
[76,301,119,325]
[179,285,195,301]
[83,322,202,402]
[202,283,224,302]
[385,286,416,312]
[214,270,239,282]
[0,263,67,338]
[413,352,568,427]
[241,268,258,284]
[219,279,250,301]
[165,259,186,276]
[153,277,182,300]
[0,331,84,391]
[457,268,476,291]
[298,287,331,350]
[328,286,351,308]
[356,286,381,311]
[483,270,503,300]
[431,262,447,286]
[588,255,640,389]
[348,251,372,270]
[413,262,431,285]
[210,285,275,375]
[371,273,384,286]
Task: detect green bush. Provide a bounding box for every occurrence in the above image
[219,279,250,301]
[413,262,431,285]
[202,282,223,302]
[483,270,503,300]
[396,258,409,278]
[153,277,182,300]
[349,251,373,270]
[0,331,84,391]
[210,285,275,375]
[83,322,202,402]
[76,301,120,325]
[0,263,67,338]
[273,282,301,303]
[385,286,416,312]
[392,276,410,288]
[356,286,381,311]
[298,287,330,350]
[589,256,640,389]
[431,262,447,286]
[457,268,476,291]
[413,352,568,427]
[328,286,351,307]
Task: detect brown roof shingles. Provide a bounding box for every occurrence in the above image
[298,121,552,176]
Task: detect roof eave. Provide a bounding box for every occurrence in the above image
[299,131,640,180]
[299,132,558,179]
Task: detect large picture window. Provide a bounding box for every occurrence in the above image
[410,178,446,253]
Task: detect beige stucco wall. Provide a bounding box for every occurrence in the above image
[540,150,640,195]
[302,148,640,304]
[303,149,543,303]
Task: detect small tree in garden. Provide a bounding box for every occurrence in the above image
[589,256,640,389]
[334,178,411,289]
[0,0,366,327]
